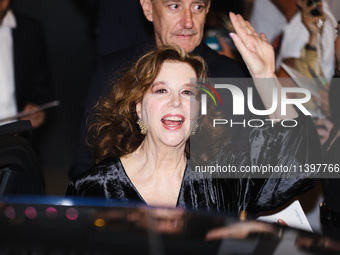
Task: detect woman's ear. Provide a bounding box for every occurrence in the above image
[136,101,142,119]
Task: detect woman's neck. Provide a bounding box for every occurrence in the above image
[122,140,187,178]
[120,141,188,207]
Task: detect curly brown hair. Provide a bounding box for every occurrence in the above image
[86,45,213,163]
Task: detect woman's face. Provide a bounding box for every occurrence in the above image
[136,61,199,148]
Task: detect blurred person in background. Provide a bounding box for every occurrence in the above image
[250,0,336,78]
[0,0,54,128]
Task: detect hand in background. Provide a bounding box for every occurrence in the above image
[205,221,276,240]
[277,218,288,226]
[297,0,325,47]
[20,103,46,129]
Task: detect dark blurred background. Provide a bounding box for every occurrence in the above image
[11,0,97,194]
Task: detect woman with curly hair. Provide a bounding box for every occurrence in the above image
[66,13,321,216]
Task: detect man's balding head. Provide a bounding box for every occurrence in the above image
[140,0,211,53]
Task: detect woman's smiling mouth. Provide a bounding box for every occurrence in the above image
[161,114,185,129]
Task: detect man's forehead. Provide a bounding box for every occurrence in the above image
[156,0,211,4]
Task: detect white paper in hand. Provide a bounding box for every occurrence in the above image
[257,200,313,232]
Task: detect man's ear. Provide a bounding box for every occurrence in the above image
[136,101,142,119]
[140,0,153,22]
[206,2,211,15]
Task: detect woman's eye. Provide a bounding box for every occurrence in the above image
[156,89,167,94]
[183,90,194,95]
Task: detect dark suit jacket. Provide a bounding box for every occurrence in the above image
[69,39,265,179]
[12,14,53,111]
[96,0,153,56]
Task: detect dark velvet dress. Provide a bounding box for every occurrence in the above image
[66,113,321,214]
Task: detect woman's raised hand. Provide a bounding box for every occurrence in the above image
[229,12,276,78]
[229,13,298,119]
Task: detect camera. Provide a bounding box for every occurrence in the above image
[307,0,323,16]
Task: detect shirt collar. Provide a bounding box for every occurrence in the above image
[1,10,17,29]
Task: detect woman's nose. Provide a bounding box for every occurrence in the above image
[168,94,181,108]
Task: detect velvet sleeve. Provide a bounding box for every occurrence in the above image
[65,166,107,198]
[65,181,77,196]
[249,114,321,213]
[217,113,322,214]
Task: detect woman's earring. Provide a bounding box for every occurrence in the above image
[137,119,147,135]
[191,122,199,136]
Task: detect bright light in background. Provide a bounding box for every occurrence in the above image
[94,218,105,227]
[66,208,78,221]
[4,206,15,219]
[45,207,58,219]
[25,207,37,219]
[60,199,73,206]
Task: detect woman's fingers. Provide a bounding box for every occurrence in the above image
[229,12,275,78]
[229,13,257,54]
[229,32,251,59]
[244,20,258,35]
[229,13,249,40]
[229,13,252,55]
[230,13,259,40]
[260,32,268,42]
